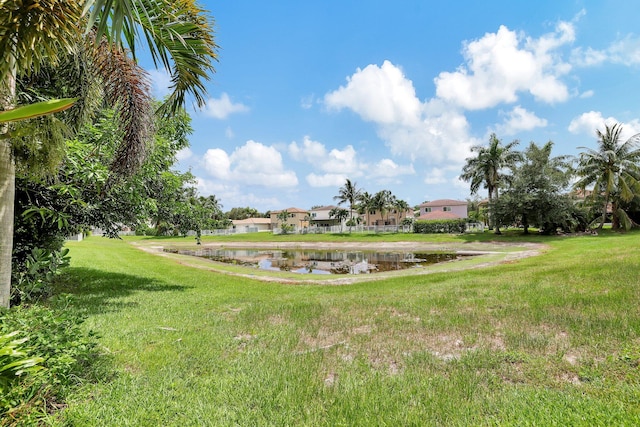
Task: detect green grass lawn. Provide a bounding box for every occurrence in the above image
[53,231,640,426]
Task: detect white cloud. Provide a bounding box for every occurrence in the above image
[571,47,608,67]
[203,93,249,119]
[607,35,640,65]
[496,106,548,135]
[229,140,298,187]
[203,148,231,179]
[568,111,640,141]
[324,60,421,126]
[322,146,361,174]
[300,94,315,109]
[423,165,466,187]
[568,111,616,136]
[434,22,573,109]
[579,90,594,99]
[306,173,347,188]
[147,69,172,99]
[289,136,327,161]
[175,147,193,162]
[424,168,448,185]
[195,178,280,211]
[572,34,640,67]
[323,63,477,167]
[289,136,363,176]
[195,177,229,196]
[225,126,235,138]
[370,159,415,179]
[378,103,476,164]
[202,141,298,187]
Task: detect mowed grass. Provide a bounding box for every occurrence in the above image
[53,232,640,426]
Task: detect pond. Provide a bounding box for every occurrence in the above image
[163,247,473,275]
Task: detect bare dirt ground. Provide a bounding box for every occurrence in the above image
[132,240,546,286]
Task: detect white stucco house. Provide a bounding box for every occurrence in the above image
[231,218,272,233]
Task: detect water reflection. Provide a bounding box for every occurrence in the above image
[164,247,469,275]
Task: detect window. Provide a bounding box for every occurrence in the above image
[443,206,451,212]
[424,207,432,213]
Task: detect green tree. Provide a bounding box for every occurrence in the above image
[329,207,349,232]
[574,123,640,230]
[372,189,394,225]
[0,0,218,307]
[492,141,580,234]
[276,210,293,234]
[393,198,410,225]
[356,191,374,227]
[460,133,521,234]
[227,207,262,220]
[333,179,361,223]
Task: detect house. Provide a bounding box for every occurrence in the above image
[308,205,345,227]
[231,217,272,233]
[270,207,310,231]
[418,199,468,220]
[363,207,414,226]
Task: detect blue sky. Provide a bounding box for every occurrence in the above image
[145,0,640,213]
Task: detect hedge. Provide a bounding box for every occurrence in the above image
[413,219,467,234]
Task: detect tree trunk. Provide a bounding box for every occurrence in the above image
[598,192,609,230]
[611,201,620,230]
[0,56,16,308]
[0,139,14,308]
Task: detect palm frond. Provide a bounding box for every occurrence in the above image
[90,39,153,175]
[0,0,84,83]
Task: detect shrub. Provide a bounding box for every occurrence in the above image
[0,302,105,424]
[11,247,70,305]
[0,331,44,394]
[413,219,468,234]
[135,224,156,236]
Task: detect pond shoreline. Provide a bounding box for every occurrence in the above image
[132,239,546,285]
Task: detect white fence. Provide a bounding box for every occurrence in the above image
[102,222,484,237]
[274,223,484,235]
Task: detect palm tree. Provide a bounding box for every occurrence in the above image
[0,0,218,308]
[574,123,640,230]
[393,198,410,225]
[356,191,374,226]
[460,133,520,233]
[372,189,393,225]
[333,178,361,223]
[329,207,349,232]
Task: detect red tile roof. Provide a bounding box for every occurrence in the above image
[271,207,309,214]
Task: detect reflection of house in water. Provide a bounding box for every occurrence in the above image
[166,248,466,275]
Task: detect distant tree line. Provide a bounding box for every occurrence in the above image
[461,124,640,234]
[332,179,413,229]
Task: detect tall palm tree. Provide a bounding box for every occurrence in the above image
[372,189,393,225]
[329,207,349,232]
[393,198,410,225]
[460,133,520,233]
[0,0,218,308]
[333,178,361,222]
[357,191,374,226]
[574,123,640,230]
